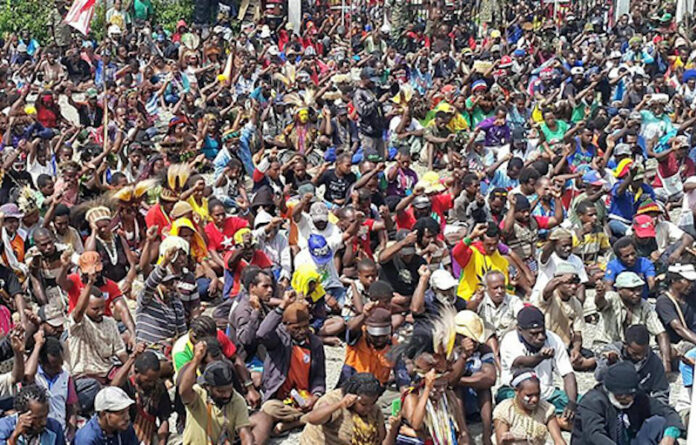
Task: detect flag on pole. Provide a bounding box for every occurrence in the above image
[64,0,97,36]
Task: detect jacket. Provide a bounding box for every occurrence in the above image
[353,88,384,137]
[594,342,670,404]
[229,292,268,359]
[0,416,64,445]
[257,310,326,403]
[571,385,683,444]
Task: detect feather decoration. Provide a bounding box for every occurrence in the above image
[16,186,38,214]
[429,303,457,359]
[166,164,191,192]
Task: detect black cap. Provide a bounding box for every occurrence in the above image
[517,305,545,330]
[198,360,235,387]
[604,361,639,395]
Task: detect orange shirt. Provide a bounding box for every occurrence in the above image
[278,345,311,400]
[344,328,394,385]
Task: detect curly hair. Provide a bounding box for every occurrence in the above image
[14,384,47,413]
[341,373,384,398]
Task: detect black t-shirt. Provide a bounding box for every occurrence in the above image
[655,293,696,343]
[379,255,427,297]
[317,169,356,204]
[0,266,22,300]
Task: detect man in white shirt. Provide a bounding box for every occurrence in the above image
[532,227,589,303]
[497,305,578,428]
[293,199,342,249]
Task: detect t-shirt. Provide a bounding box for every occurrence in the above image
[182,385,251,445]
[204,217,249,254]
[74,414,138,445]
[66,274,122,317]
[67,313,125,378]
[379,254,426,296]
[223,250,272,299]
[604,257,655,299]
[278,345,311,400]
[299,389,384,445]
[540,120,569,145]
[172,331,237,378]
[492,398,555,445]
[316,169,357,204]
[500,329,573,400]
[531,252,589,301]
[537,290,585,347]
[656,292,696,343]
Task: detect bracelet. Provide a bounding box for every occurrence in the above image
[664,426,681,439]
[464,237,472,246]
[274,307,284,315]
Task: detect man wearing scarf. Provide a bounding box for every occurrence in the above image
[572,361,683,444]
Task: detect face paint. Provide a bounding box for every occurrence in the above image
[298,109,309,124]
[523,395,533,404]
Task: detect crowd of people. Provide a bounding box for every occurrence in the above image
[0,0,695,443]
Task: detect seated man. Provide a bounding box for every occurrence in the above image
[75,386,139,444]
[450,311,497,445]
[178,346,254,445]
[594,271,671,371]
[595,324,670,404]
[0,384,65,445]
[67,272,128,415]
[656,263,696,362]
[604,236,655,299]
[537,262,595,371]
[571,199,611,273]
[498,306,578,429]
[572,361,684,444]
[290,263,345,344]
[339,305,409,389]
[533,228,589,303]
[253,294,326,442]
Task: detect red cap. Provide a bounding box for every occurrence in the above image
[633,214,656,238]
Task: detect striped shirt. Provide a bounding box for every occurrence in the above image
[136,265,187,346]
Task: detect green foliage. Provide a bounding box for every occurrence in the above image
[152,0,194,33]
[0,0,55,43]
[0,0,194,46]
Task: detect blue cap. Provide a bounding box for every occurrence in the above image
[582,170,604,186]
[513,49,526,57]
[308,234,332,265]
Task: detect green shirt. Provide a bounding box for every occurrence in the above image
[133,0,153,20]
[540,120,569,145]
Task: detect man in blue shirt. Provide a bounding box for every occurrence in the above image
[605,236,656,299]
[0,384,65,445]
[608,163,656,237]
[74,386,138,445]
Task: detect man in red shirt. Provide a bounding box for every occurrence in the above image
[649,135,696,202]
[205,201,250,272]
[222,228,272,299]
[58,251,136,348]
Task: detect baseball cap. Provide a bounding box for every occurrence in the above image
[668,263,696,281]
[38,304,66,328]
[78,251,103,274]
[430,269,458,290]
[365,308,392,336]
[614,143,632,157]
[94,387,135,412]
[571,66,584,76]
[582,170,605,186]
[454,310,487,343]
[413,195,431,209]
[309,202,329,223]
[633,214,656,238]
[198,360,235,387]
[308,234,333,265]
[395,229,416,256]
[553,261,578,277]
[674,135,690,149]
[0,203,23,219]
[253,210,273,229]
[360,67,381,83]
[615,271,645,288]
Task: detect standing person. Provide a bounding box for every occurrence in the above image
[354,67,386,160]
[74,387,139,444]
[571,362,684,444]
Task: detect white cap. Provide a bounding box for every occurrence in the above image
[94,387,135,412]
[668,263,696,281]
[430,269,458,290]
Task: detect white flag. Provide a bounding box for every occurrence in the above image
[64,0,97,36]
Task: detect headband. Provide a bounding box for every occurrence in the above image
[511,371,538,388]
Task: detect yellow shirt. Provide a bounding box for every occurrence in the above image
[183,385,250,444]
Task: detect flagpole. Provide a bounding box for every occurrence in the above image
[102,0,108,154]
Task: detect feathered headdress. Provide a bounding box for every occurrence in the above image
[16,187,38,214]
[160,163,191,202]
[389,300,458,367]
[282,90,316,111]
[112,179,158,206]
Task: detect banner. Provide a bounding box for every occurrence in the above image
[64,0,97,36]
